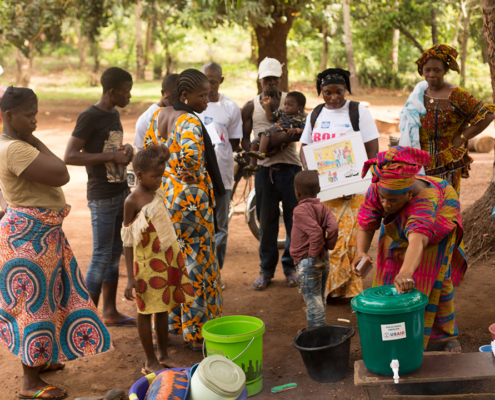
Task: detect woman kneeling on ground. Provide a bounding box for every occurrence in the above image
[352,146,466,353]
[0,87,112,399]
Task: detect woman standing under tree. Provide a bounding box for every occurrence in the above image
[0,87,112,399]
[145,69,225,351]
[399,44,495,195]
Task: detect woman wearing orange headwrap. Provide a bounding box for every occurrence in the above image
[352,146,467,352]
[399,44,495,195]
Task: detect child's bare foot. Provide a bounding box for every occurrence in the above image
[141,359,164,375]
[159,357,182,369]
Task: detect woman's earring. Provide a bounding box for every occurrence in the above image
[185,99,188,105]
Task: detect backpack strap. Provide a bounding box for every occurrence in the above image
[310,103,326,130]
[348,100,360,132]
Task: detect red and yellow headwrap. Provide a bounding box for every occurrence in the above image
[416,44,460,76]
[361,146,430,194]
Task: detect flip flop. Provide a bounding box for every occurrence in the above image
[246,151,266,160]
[103,316,136,327]
[253,277,271,291]
[444,339,462,353]
[286,275,299,288]
[18,386,68,399]
[39,362,65,374]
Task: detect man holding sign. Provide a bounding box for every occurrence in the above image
[199,62,243,289]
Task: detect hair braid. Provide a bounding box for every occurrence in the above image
[168,68,208,100]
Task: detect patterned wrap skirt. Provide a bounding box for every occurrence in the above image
[0,206,112,366]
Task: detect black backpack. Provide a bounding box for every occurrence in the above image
[309,101,360,132]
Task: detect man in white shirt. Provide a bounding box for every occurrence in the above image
[133,73,178,152]
[199,62,243,289]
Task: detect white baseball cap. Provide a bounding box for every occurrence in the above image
[258,57,284,79]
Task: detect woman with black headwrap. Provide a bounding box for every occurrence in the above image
[0,87,112,399]
[299,68,379,300]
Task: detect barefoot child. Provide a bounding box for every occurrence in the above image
[122,145,195,374]
[246,91,306,171]
[290,170,339,328]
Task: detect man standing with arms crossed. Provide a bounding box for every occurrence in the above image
[242,57,302,290]
[199,62,243,290]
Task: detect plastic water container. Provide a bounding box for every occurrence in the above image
[351,285,428,375]
[188,356,246,400]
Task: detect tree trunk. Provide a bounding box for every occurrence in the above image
[74,18,87,69]
[460,5,473,87]
[391,28,400,72]
[89,41,100,87]
[135,0,145,81]
[342,0,361,93]
[461,0,495,263]
[254,13,295,93]
[15,49,33,87]
[431,7,439,45]
[250,30,258,65]
[144,17,154,67]
[482,0,495,103]
[321,22,328,71]
[452,8,464,47]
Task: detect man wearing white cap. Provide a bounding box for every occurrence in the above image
[242,57,302,291]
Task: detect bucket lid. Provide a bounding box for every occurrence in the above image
[196,355,246,397]
[351,285,428,315]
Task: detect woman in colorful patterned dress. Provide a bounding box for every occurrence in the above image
[399,44,495,195]
[122,145,195,374]
[0,87,112,399]
[145,69,225,351]
[352,146,467,353]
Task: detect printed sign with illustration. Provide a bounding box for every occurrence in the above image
[103,130,126,183]
[303,132,372,201]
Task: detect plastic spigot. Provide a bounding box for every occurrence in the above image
[390,359,400,384]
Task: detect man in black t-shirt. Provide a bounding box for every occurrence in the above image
[65,67,135,326]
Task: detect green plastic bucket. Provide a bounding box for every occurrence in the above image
[351,285,428,376]
[202,316,265,397]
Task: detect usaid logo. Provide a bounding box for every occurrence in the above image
[204,117,213,125]
[321,121,330,129]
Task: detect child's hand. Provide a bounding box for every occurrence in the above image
[262,96,272,106]
[124,279,137,301]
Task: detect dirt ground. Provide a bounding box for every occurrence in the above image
[1,95,495,400]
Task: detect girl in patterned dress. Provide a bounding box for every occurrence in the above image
[122,145,194,374]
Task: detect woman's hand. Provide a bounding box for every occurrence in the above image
[124,278,137,301]
[452,134,466,148]
[394,273,415,294]
[180,171,197,184]
[352,252,373,277]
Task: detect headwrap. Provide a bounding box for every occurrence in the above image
[0,86,36,112]
[361,146,430,194]
[316,68,351,95]
[416,44,460,76]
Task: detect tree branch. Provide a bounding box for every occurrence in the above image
[396,22,424,53]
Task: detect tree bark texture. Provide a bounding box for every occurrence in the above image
[254,13,295,93]
[452,8,463,47]
[460,5,473,87]
[15,49,33,87]
[431,7,439,45]
[396,23,424,53]
[392,28,400,72]
[145,18,154,67]
[342,0,361,93]
[135,0,145,81]
[90,41,100,87]
[321,22,328,71]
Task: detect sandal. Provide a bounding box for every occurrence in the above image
[246,151,266,160]
[444,339,462,353]
[253,277,271,291]
[244,165,259,172]
[286,275,299,288]
[18,386,67,399]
